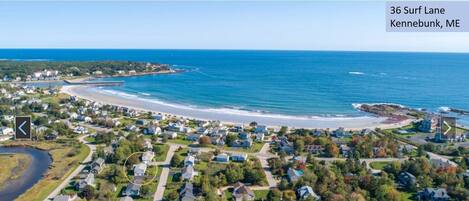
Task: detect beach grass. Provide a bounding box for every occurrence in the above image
[0,153,32,188]
[13,141,90,201]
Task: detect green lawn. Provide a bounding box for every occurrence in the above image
[84,136,96,143]
[153,143,169,161]
[369,161,390,170]
[254,190,269,201]
[168,138,194,145]
[222,142,264,153]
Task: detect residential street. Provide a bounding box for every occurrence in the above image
[45,134,96,200]
[153,144,178,201]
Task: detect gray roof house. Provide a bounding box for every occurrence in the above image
[75,173,95,190]
[232,182,255,201]
[230,153,248,162]
[182,165,196,181]
[53,194,76,201]
[297,186,320,200]
[215,153,230,163]
[179,182,196,201]
[418,188,450,201]
[123,183,141,197]
[91,158,105,174]
[398,171,417,188]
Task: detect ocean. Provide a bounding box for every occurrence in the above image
[2,49,469,125]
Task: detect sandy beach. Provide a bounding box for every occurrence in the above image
[60,85,412,130]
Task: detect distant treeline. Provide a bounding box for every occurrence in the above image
[0,60,169,78]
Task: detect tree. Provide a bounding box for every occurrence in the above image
[279,126,288,136]
[170,154,183,167]
[283,190,297,201]
[267,189,282,201]
[294,139,305,153]
[199,136,212,145]
[80,185,96,200]
[225,165,244,183]
[325,143,339,157]
[279,178,289,190]
[225,134,238,146]
[167,190,178,200]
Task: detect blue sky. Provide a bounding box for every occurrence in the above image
[1,1,469,52]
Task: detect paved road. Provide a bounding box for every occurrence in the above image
[256,143,278,188]
[45,134,96,200]
[153,144,178,201]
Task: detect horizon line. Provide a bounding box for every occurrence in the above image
[1,48,469,54]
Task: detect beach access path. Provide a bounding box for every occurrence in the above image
[45,134,96,200]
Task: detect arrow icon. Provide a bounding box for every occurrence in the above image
[15,116,31,140]
[18,121,27,136]
[443,120,452,135]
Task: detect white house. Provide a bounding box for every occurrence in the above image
[133,163,147,176]
[0,127,14,135]
[142,151,155,164]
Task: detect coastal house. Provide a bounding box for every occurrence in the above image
[232,182,255,201]
[230,153,248,162]
[230,138,253,148]
[297,186,320,201]
[255,132,265,142]
[339,144,352,157]
[188,148,201,156]
[143,139,153,151]
[142,151,155,164]
[164,131,178,139]
[305,145,324,154]
[360,128,374,136]
[419,115,438,133]
[182,165,196,181]
[184,155,196,167]
[53,194,77,201]
[279,138,294,155]
[230,125,244,133]
[0,127,14,135]
[287,168,304,182]
[398,171,417,189]
[75,173,95,190]
[119,196,134,201]
[73,126,88,134]
[143,126,161,135]
[186,134,200,141]
[215,153,230,163]
[179,182,196,201]
[91,158,105,174]
[429,157,457,169]
[133,163,147,176]
[418,188,450,201]
[123,183,141,197]
[332,127,351,138]
[254,125,267,134]
[44,133,58,140]
[239,132,251,140]
[152,113,165,121]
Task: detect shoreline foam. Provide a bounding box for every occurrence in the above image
[61,85,413,130]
